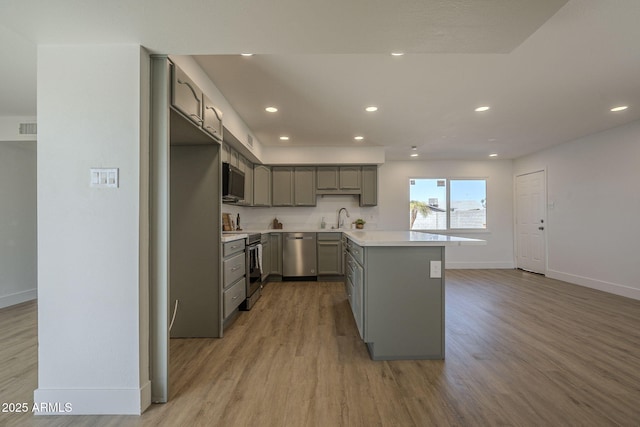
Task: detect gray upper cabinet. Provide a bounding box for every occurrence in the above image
[316,167,339,190]
[202,94,223,143]
[339,166,361,190]
[272,166,316,206]
[253,165,271,206]
[170,62,222,145]
[316,166,362,194]
[360,165,378,206]
[294,167,316,206]
[171,64,203,126]
[238,155,253,206]
[271,167,294,206]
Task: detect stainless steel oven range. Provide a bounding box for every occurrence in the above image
[240,233,263,310]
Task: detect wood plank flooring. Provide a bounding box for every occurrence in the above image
[1,270,639,426]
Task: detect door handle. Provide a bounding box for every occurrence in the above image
[538,226,545,230]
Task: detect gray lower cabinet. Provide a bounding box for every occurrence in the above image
[317,233,342,275]
[253,165,271,206]
[272,166,316,206]
[261,233,271,281]
[360,165,377,206]
[222,240,246,321]
[346,249,364,339]
[270,233,282,276]
[355,241,444,360]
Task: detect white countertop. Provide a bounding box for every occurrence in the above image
[222,229,485,246]
[221,233,248,243]
[343,230,485,247]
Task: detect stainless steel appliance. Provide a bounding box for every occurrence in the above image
[222,162,245,202]
[283,232,317,279]
[241,233,263,310]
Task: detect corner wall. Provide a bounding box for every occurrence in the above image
[0,140,37,308]
[514,120,640,300]
[34,44,150,414]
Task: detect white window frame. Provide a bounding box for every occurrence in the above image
[410,177,488,232]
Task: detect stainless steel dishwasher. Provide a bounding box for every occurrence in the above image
[283,232,317,279]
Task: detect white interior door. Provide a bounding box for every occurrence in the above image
[516,171,546,274]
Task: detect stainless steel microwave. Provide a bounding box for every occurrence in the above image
[222,162,245,202]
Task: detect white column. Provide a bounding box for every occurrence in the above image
[34,44,150,415]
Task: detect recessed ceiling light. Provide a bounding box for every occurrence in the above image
[240,53,254,57]
[279,136,290,141]
[489,153,498,157]
[410,153,419,157]
[265,106,278,113]
[354,136,364,141]
[610,105,628,112]
[365,106,378,112]
[411,145,417,150]
[475,106,490,112]
[391,52,404,56]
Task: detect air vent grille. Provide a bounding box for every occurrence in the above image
[247,134,253,148]
[19,123,37,135]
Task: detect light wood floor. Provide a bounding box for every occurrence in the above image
[2,270,640,426]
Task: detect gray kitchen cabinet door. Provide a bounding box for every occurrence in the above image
[360,165,378,206]
[294,167,316,206]
[238,155,253,206]
[261,236,271,281]
[221,143,231,164]
[253,165,271,206]
[171,64,203,126]
[201,94,223,142]
[316,166,339,190]
[272,167,294,206]
[339,166,361,190]
[270,233,282,275]
[317,239,342,275]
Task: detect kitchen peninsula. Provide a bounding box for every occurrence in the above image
[223,229,483,360]
[343,230,483,360]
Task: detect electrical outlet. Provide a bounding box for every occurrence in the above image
[430,260,442,278]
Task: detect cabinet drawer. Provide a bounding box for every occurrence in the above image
[317,232,341,241]
[223,252,245,287]
[349,240,364,265]
[223,277,246,318]
[223,240,245,257]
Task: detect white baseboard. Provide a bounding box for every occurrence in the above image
[445,261,515,269]
[0,288,37,309]
[34,381,152,415]
[547,269,640,301]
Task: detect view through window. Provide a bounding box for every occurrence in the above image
[409,178,486,230]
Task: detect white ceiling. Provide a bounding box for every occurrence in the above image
[1,0,639,160]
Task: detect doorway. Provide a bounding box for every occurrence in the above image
[515,170,546,274]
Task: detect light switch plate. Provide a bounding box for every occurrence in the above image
[430,260,442,278]
[90,168,119,188]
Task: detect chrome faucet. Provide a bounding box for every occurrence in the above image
[337,207,350,229]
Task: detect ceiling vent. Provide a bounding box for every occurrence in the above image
[247,134,253,148]
[19,123,37,135]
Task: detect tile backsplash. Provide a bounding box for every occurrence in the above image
[224,195,379,231]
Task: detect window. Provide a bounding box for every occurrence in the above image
[410,178,486,230]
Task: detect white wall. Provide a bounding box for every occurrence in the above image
[514,120,640,299]
[378,160,515,268]
[0,140,37,308]
[34,44,150,414]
